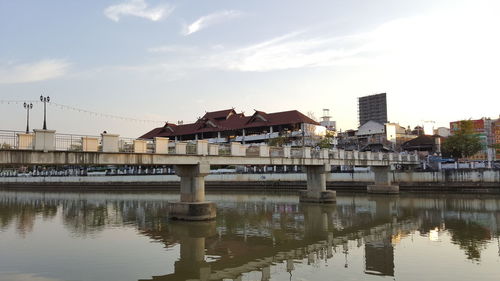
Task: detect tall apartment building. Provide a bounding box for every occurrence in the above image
[358,93,388,126]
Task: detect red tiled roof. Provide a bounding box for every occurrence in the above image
[139,109,320,139]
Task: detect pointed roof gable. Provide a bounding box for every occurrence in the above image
[247,110,269,124]
[201,109,237,121]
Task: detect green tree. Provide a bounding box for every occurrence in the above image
[317,131,335,148]
[442,120,483,159]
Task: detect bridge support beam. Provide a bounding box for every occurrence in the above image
[299,164,336,203]
[367,166,399,194]
[169,162,216,220]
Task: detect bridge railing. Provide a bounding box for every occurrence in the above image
[0,130,19,149]
[245,145,260,157]
[0,130,420,163]
[55,133,89,151]
[290,148,304,158]
[269,147,284,157]
[218,144,231,156]
[186,143,197,155]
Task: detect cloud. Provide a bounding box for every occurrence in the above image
[215,32,370,72]
[104,0,173,22]
[184,10,241,35]
[139,0,499,75]
[0,59,70,84]
[147,45,198,54]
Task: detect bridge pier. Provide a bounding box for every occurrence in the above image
[367,166,399,194]
[169,162,216,220]
[299,164,336,203]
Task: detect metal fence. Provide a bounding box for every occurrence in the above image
[0,130,19,149]
[246,145,260,157]
[218,144,231,156]
[290,148,303,158]
[55,133,99,151]
[270,147,284,157]
[186,143,197,155]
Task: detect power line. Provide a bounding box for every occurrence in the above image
[0,100,171,124]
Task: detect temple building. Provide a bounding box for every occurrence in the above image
[140,109,323,145]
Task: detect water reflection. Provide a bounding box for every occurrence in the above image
[0,192,499,281]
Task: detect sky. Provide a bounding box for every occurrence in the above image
[1,0,499,137]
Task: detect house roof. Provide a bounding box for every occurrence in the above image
[401,135,443,151]
[200,109,236,120]
[139,109,320,139]
[402,135,434,147]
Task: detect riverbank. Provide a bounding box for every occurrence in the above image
[1,170,499,192]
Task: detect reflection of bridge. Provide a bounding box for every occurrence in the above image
[0,132,418,220]
[138,198,420,281]
[1,191,499,280]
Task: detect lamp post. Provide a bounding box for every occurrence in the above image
[23,102,33,133]
[40,95,50,130]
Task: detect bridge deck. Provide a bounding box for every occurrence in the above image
[0,150,419,166]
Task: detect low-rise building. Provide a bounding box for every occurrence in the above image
[355,121,416,151]
[450,117,493,160]
[434,127,450,138]
[140,109,322,146]
[493,118,500,160]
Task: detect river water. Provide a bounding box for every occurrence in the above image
[0,190,499,281]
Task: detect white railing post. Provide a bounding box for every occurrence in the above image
[303,147,311,158]
[259,144,270,157]
[231,142,244,156]
[82,137,99,152]
[353,150,359,159]
[283,146,291,158]
[208,144,219,155]
[17,133,34,150]
[133,139,147,153]
[365,151,372,160]
[339,149,345,159]
[321,148,329,159]
[331,148,339,159]
[175,142,187,154]
[196,140,209,156]
[154,137,169,154]
[34,129,55,152]
[101,133,119,152]
[240,144,247,156]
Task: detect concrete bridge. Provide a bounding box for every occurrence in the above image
[0,129,419,220]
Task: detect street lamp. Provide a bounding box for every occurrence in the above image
[40,95,50,130]
[23,102,33,133]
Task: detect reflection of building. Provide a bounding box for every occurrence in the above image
[358,93,388,126]
[140,109,321,145]
[364,197,395,277]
